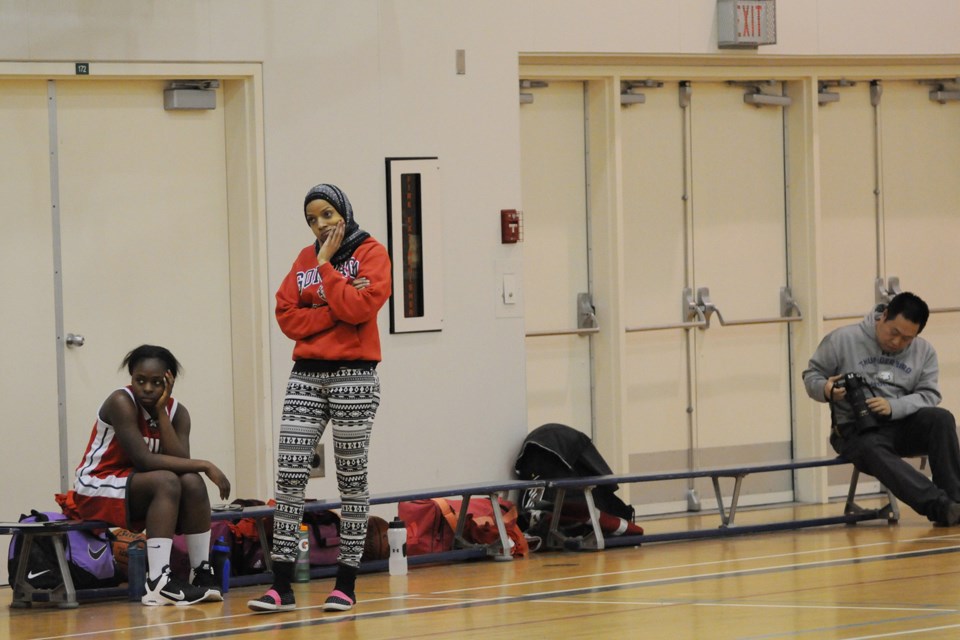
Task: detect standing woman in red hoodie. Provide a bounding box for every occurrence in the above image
[249,184,391,613]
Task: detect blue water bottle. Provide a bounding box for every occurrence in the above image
[212,536,231,593]
[127,539,147,601]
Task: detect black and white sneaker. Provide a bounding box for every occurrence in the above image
[142,565,212,606]
[190,561,224,602]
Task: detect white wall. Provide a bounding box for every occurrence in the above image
[2,0,960,506]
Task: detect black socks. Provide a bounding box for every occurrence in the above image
[333,563,358,601]
[273,560,357,602]
[272,560,294,594]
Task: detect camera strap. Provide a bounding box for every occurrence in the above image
[829,401,841,437]
[828,402,857,439]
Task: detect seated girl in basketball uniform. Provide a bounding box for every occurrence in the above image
[57,345,231,606]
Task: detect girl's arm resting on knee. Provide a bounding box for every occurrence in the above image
[107,395,231,499]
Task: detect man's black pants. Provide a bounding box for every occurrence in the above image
[830,407,960,523]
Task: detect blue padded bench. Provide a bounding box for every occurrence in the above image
[2,478,546,607]
[543,456,898,551]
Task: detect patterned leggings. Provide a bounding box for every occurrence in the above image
[271,367,380,567]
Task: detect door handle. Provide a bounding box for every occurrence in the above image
[65,333,85,348]
[695,287,802,328]
[623,288,708,332]
[876,276,902,304]
[577,292,598,330]
[524,292,600,337]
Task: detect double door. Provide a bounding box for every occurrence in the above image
[521,80,795,513]
[522,73,960,511]
[819,79,960,494]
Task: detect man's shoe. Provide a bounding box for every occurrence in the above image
[945,502,960,526]
[190,561,224,602]
[142,565,212,606]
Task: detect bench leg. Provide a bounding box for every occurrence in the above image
[452,494,477,550]
[580,489,605,551]
[453,495,471,543]
[256,517,273,573]
[547,488,567,550]
[545,487,606,552]
[484,493,513,562]
[10,532,79,609]
[51,534,79,608]
[451,494,479,549]
[447,494,513,561]
[845,466,899,523]
[880,485,900,522]
[844,467,861,515]
[712,475,745,528]
[10,535,34,608]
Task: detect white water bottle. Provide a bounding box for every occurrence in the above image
[388,518,408,576]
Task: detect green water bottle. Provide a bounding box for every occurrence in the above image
[293,524,311,583]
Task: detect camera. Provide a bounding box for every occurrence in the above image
[833,372,878,431]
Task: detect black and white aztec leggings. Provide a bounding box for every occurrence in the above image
[271,366,380,567]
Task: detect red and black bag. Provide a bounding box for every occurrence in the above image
[399,497,529,557]
[398,499,456,555]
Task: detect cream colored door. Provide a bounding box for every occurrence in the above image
[818,82,878,318]
[520,81,594,436]
[0,81,61,532]
[622,81,794,513]
[881,80,960,412]
[819,80,960,495]
[691,82,792,484]
[55,80,236,501]
[817,81,882,495]
[621,81,692,509]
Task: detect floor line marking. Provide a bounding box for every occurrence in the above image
[529,599,959,613]
[432,533,960,594]
[38,541,956,640]
[29,536,960,640]
[844,623,960,639]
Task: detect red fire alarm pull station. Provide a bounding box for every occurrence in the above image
[500,209,522,244]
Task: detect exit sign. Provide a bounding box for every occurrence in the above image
[718,0,776,49]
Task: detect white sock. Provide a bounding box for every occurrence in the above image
[186,530,212,569]
[146,538,173,580]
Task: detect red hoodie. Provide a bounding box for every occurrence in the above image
[275,237,391,362]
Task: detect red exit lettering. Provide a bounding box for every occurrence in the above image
[739,3,763,38]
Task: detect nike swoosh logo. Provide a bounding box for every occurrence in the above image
[89,544,108,560]
[27,569,51,580]
[161,589,186,601]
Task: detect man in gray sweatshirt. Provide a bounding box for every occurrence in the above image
[803,292,960,526]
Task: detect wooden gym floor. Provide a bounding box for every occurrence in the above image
[7,497,960,640]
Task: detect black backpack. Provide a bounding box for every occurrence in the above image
[7,510,120,590]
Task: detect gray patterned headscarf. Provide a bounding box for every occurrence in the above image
[304,183,371,266]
